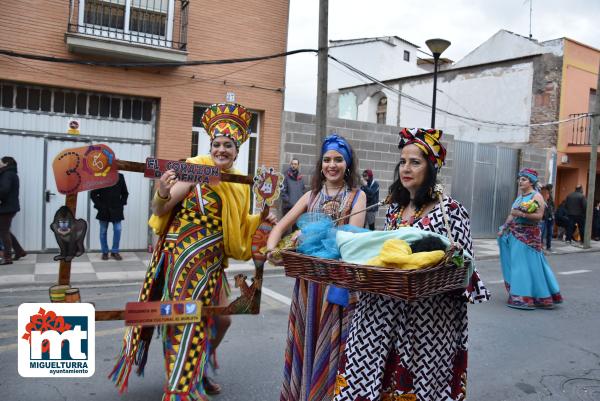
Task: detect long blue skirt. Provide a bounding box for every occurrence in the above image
[498,232,563,309]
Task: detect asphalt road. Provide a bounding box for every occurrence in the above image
[0,252,599,401]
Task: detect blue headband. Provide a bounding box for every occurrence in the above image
[518,168,538,184]
[321,134,352,167]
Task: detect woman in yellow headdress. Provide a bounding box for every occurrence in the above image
[110,103,276,401]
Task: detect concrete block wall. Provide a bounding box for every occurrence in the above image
[280,111,454,228]
[520,146,550,185]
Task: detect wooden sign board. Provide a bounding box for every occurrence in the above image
[124,300,202,326]
[144,158,221,185]
[52,144,118,194]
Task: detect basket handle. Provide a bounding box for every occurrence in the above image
[437,190,456,249]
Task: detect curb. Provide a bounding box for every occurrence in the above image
[0,264,286,292]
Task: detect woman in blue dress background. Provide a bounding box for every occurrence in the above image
[498,168,563,310]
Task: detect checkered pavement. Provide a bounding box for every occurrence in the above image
[1,238,599,288]
[0,251,255,288]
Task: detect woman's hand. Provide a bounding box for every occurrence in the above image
[265,212,278,225]
[158,169,178,197]
[266,248,283,266]
[510,209,524,218]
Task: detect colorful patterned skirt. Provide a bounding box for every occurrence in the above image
[334,293,469,401]
[111,206,226,401]
[281,279,357,401]
[498,223,563,309]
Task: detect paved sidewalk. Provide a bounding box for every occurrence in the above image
[0,251,255,288]
[1,239,599,288]
[473,237,600,259]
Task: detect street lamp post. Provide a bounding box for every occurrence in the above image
[425,38,451,128]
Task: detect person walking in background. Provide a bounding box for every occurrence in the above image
[280,158,306,225]
[593,200,600,241]
[0,156,26,265]
[540,184,555,252]
[498,168,563,310]
[360,169,380,230]
[564,184,587,244]
[91,173,129,260]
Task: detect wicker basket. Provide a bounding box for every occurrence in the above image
[281,249,468,301]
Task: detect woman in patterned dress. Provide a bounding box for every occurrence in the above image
[110,103,276,401]
[266,134,366,401]
[497,168,563,310]
[334,128,490,401]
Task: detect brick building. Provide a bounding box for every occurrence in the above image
[0,0,289,251]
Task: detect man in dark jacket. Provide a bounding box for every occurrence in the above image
[564,184,587,244]
[0,156,26,265]
[91,173,128,260]
[361,169,380,230]
[280,159,306,221]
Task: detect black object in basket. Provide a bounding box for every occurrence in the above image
[281,249,469,301]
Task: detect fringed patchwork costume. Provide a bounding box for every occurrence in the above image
[111,155,259,401]
[281,186,361,401]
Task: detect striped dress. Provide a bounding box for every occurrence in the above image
[111,183,227,401]
[281,186,360,401]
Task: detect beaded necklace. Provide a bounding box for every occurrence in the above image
[392,203,425,228]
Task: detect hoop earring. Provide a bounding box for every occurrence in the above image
[344,169,350,178]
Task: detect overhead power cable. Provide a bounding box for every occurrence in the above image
[327,54,595,128]
[0,48,317,68]
[0,47,596,127]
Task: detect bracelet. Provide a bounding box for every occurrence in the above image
[153,190,171,205]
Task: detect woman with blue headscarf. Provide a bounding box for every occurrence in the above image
[267,134,366,401]
[497,168,563,310]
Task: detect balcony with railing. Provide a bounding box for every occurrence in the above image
[568,113,592,146]
[66,0,189,62]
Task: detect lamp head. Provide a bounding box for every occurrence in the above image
[426,38,451,57]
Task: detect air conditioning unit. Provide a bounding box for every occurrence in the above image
[560,155,569,164]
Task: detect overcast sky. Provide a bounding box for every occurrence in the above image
[284,0,600,114]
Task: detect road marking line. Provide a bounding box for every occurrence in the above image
[558,269,591,275]
[262,287,292,306]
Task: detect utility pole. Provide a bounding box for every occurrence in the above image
[315,0,329,147]
[583,63,599,248]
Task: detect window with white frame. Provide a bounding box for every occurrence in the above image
[79,0,175,47]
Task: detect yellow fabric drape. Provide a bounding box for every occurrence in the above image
[148,155,260,261]
[366,239,445,270]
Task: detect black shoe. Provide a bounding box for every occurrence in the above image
[111,253,122,261]
[13,251,27,261]
[0,259,13,265]
[101,253,109,260]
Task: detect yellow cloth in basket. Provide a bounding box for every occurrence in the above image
[365,239,445,270]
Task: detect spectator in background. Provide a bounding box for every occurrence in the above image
[361,169,380,230]
[540,184,555,252]
[280,158,306,229]
[564,184,587,244]
[91,173,129,260]
[555,200,569,241]
[593,200,600,241]
[0,156,26,265]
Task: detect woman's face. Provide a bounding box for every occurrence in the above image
[210,136,238,170]
[399,144,428,194]
[321,150,347,184]
[518,176,533,192]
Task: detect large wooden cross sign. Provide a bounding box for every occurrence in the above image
[50,144,282,323]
